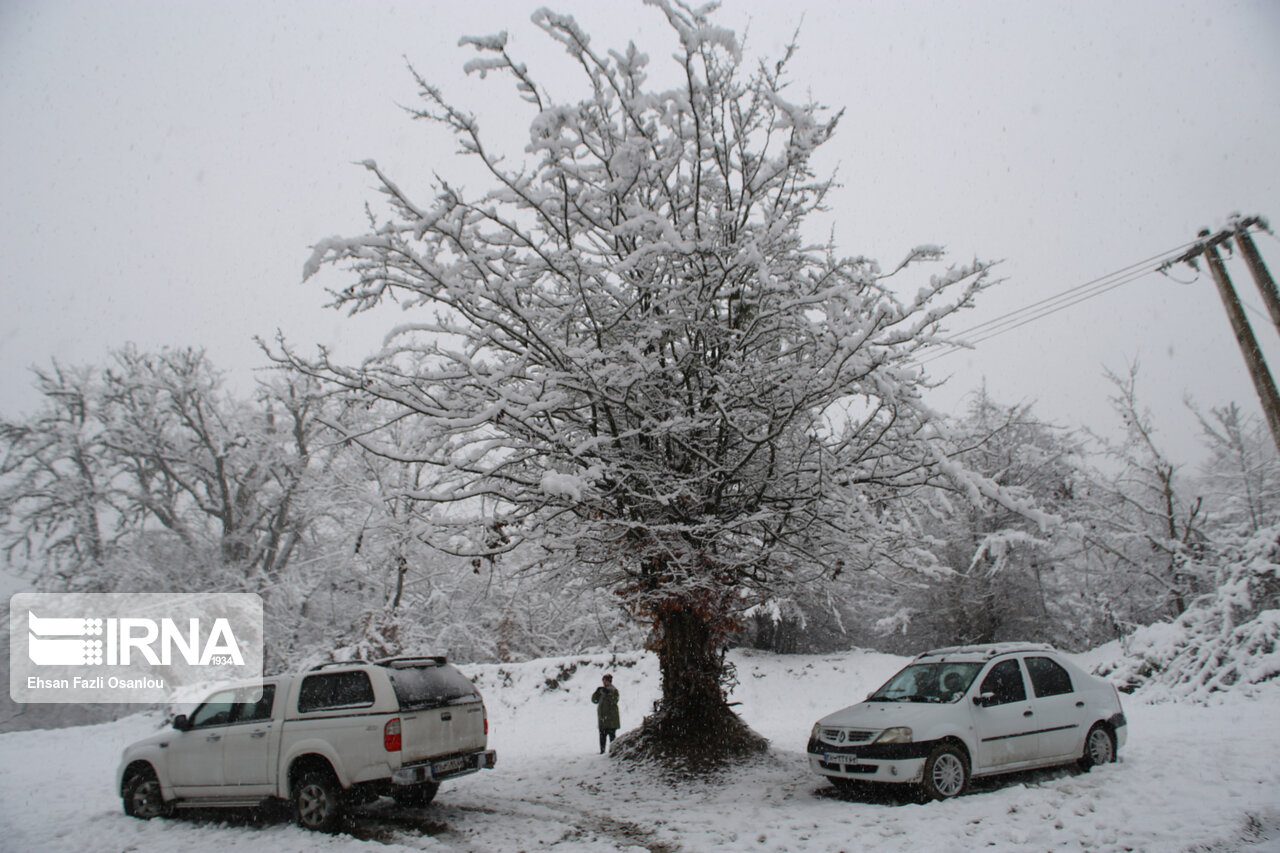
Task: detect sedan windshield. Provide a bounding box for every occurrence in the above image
[868,662,983,703]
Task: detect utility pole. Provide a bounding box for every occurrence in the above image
[1231,215,1280,338]
[1174,224,1280,459]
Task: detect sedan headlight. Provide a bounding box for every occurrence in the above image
[810,723,821,742]
[874,726,913,744]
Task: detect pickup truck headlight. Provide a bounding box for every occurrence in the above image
[874,726,913,744]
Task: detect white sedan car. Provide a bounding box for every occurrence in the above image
[808,643,1127,799]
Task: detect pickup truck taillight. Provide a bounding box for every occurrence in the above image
[384,717,402,752]
[484,704,489,736]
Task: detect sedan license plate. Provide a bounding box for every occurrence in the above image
[825,752,855,765]
[433,756,467,775]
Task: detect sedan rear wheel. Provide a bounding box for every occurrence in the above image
[1079,724,1116,771]
[921,743,969,800]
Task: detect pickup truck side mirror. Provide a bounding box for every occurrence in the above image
[172,714,191,731]
[972,693,996,708]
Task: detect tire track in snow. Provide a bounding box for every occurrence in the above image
[349,794,680,852]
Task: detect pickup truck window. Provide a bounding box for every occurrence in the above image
[387,664,478,709]
[231,684,275,723]
[190,689,238,728]
[298,671,375,713]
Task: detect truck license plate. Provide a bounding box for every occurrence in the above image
[433,757,466,774]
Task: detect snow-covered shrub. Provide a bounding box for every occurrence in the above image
[1092,525,1280,702]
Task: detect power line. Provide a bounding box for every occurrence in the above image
[912,236,1206,368]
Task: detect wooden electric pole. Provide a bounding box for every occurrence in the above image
[1175,224,1280,459]
[1231,216,1280,338]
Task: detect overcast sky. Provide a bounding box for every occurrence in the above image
[2,0,1278,464]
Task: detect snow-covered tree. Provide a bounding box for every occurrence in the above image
[310,400,642,665]
[98,346,330,586]
[0,362,117,586]
[1196,403,1280,538]
[282,2,994,763]
[1085,365,1210,627]
[895,391,1084,647]
[1091,523,1280,703]
[0,348,341,598]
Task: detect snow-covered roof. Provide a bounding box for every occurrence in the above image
[913,642,1057,661]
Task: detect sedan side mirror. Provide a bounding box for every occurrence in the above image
[972,693,996,708]
[172,714,191,731]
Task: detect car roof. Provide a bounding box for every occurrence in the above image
[912,642,1057,662]
[306,655,450,672]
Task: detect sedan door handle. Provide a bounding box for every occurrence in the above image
[1023,710,1034,717]
[1076,701,1086,708]
[441,711,452,721]
[205,734,222,742]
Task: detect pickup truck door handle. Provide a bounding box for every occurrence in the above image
[250,730,267,739]
[440,711,452,721]
[205,734,222,742]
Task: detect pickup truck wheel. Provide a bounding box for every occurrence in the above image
[122,768,168,820]
[920,743,969,800]
[391,781,440,807]
[294,770,344,833]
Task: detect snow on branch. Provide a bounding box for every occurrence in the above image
[967,529,1050,575]
[931,445,1060,532]
[530,8,592,59]
[302,234,393,281]
[642,0,741,61]
[459,31,508,52]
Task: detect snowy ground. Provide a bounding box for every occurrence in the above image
[1,648,1278,853]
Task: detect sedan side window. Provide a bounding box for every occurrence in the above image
[1025,656,1074,697]
[979,659,1027,705]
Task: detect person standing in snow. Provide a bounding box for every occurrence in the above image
[592,674,620,754]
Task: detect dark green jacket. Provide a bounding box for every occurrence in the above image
[592,684,620,729]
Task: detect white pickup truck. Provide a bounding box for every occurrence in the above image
[117,656,496,831]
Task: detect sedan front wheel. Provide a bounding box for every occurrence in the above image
[920,743,969,800]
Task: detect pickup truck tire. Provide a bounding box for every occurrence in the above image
[391,781,440,807]
[122,767,168,820]
[293,770,344,832]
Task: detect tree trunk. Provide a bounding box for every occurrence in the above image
[654,605,729,726]
[616,600,768,768]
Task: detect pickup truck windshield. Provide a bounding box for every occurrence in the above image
[868,662,983,703]
[388,665,478,709]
